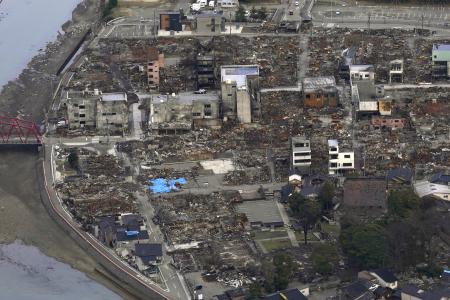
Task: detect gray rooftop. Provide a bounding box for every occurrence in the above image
[433,44,450,51]
[302,76,336,91]
[221,65,259,88]
[237,200,283,226]
[355,81,377,102]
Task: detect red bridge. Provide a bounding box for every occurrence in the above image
[0,116,42,144]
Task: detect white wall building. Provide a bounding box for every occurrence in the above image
[328,139,354,175]
[292,136,311,168]
[216,0,239,8]
[349,65,375,81]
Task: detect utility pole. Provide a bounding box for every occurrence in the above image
[421,13,424,32]
[367,12,371,33]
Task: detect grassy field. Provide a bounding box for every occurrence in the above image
[260,239,292,252]
[253,229,289,240]
[294,231,320,242]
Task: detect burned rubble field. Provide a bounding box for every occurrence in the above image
[66,35,301,94]
[308,28,450,83]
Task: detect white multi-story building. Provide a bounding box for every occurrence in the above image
[292,136,311,168]
[328,140,354,175]
[216,0,239,8]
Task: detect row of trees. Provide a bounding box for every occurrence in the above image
[339,189,443,274]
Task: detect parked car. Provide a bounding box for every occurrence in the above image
[295,1,299,6]
[194,89,207,94]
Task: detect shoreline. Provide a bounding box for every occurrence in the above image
[0,0,100,121]
[0,1,151,299]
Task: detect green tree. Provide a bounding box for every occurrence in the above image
[261,254,295,293]
[250,6,258,19]
[257,7,267,20]
[318,181,335,211]
[311,244,339,276]
[388,189,420,218]
[235,6,247,22]
[340,224,387,269]
[246,282,263,300]
[67,151,79,170]
[289,193,321,244]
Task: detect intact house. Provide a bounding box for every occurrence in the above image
[302,76,339,108]
[220,65,260,124]
[65,90,129,133]
[236,199,284,229]
[432,43,450,80]
[264,288,309,300]
[343,177,387,211]
[328,139,354,175]
[358,269,399,290]
[351,80,386,120]
[291,136,311,171]
[414,180,450,202]
[134,243,163,271]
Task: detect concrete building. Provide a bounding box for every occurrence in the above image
[432,43,450,79]
[66,90,128,132]
[220,65,260,123]
[349,65,375,81]
[196,54,215,89]
[371,116,405,130]
[96,92,129,133]
[291,136,311,169]
[302,76,339,108]
[160,12,182,31]
[192,99,221,128]
[150,93,221,132]
[328,139,354,175]
[66,90,97,130]
[389,59,404,83]
[194,12,225,34]
[352,80,384,119]
[146,49,165,88]
[216,0,239,8]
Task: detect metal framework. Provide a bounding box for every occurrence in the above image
[0,116,42,144]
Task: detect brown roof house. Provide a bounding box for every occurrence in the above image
[343,177,387,210]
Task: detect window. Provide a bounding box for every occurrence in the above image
[74,113,79,117]
[294,152,310,157]
[294,159,311,164]
[330,147,337,152]
[331,154,338,159]
[204,104,211,108]
[205,112,211,117]
[228,94,232,97]
[80,121,86,125]
[79,105,85,109]
[79,114,85,118]
[305,94,311,100]
[192,112,201,117]
[344,154,351,158]
[343,163,353,167]
[330,163,337,168]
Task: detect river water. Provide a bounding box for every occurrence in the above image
[0,0,80,90]
[0,1,125,298]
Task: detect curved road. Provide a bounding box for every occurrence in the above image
[41,143,175,300]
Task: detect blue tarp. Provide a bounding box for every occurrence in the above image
[126,230,139,236]
[148,177,187,193]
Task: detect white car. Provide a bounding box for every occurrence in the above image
[295,1,299,6]
[336,11,341,15]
